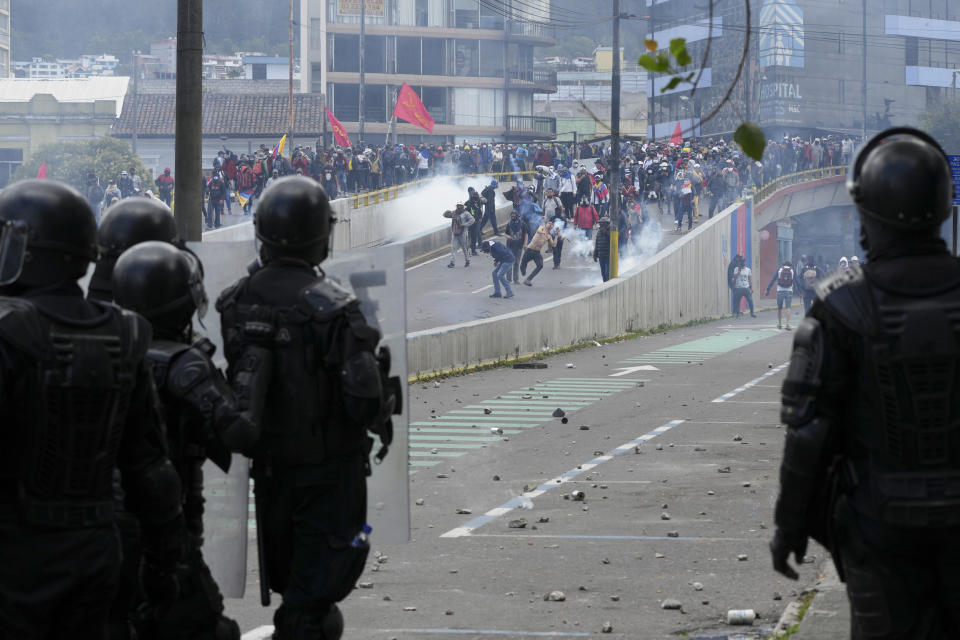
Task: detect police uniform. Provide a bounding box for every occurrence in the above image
[216,177,396,640]
[772,128,960,639]
[0,180,184,639]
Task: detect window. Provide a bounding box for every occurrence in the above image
[364,84,387,121]
[454,0,478,28]
[422,38,446,75]
[422,86,447,124]
[416,0,428,26]
[396,37,420,74]
[333,34,360,72]
[333,83,360,121]
[366,35,386,74]
[252,64,267,80]
[479,1,503,30]
[311,63,325,93]
[311,19,324,50]
[479,40,503,77]
[0,148,23,189]
[454,40,478,77]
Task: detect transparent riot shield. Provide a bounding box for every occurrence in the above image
[188,237,411,599]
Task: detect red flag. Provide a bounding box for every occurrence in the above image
[36,162,47,179]
[670,122,683,145]
[393,83,434,135]
[326,108,352,148]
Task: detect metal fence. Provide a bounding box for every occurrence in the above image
[753,166,847,206]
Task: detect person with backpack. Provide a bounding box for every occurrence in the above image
[765,260,796,330]
[799,258,823,314]
[443,203,474,268]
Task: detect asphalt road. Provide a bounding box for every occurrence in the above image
[230,308,827,639]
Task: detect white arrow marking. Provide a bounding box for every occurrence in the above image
[609,365,660,377]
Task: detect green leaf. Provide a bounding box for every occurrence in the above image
[734,122,767,161]
[669,38,692,67]
[638,54,670,73]
[660,77,683,93]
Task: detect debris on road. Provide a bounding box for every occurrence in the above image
[737,554,749,561]
[403,606,417,612]
[538,516,550,523]
[570,490,585,501]
[733,434,743,442]
[561,417,569,424]
[415,498,425,506]
[717,466,731,473]
[484,408,493,414]
[660,512,671,521]
[545,590,566,602]
[492,475,500,481]
[579,425,590,430]
[490,427,503,435]
[692,582,703,591]
[667,531,679,538]
[552,408,566,417]
[508,518,527,529]
[565,363,575,369]
[513,362,547,369]
[456,508,472,514]
[358,582,373,589]
[660,599,682,610]
[727,609,756,625]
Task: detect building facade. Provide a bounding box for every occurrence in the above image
[0,0,9,79]
[647,0,960,140]
[300,0,559,144]
[535,68,647,142]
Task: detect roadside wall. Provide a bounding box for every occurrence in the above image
[406,202,744,376]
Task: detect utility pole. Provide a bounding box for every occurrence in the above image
[359,0,365,145]
[861,0,867,141]
[131,50,138,154]
[288,0,294,148]
[176,0,203,241]
[649,6,655,141]
[609,0,621,279]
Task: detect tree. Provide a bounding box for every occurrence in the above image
[920,100,960,155]
[11,137,149,191]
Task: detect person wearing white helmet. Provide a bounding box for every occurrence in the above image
[838,256,849,271]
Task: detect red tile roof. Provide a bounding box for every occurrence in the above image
[111,93,327,137]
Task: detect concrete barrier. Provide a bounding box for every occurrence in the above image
[406,202,743,376]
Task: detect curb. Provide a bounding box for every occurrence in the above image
[771,558,848,639]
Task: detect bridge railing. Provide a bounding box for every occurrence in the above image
[753,165,848,206]
[346,170,537,209]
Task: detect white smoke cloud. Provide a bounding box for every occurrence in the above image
[382,175,507,242]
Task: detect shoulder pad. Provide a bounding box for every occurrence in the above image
[300,278,355,317]
[167,345,217,397]
[119,308,153,361]
[147,339,191,364]
[191,336,217,358]
[216,276,249,313]
[814,266,874,335]
[0,297,46,358]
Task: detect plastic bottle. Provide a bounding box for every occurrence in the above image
[350,524,372,549]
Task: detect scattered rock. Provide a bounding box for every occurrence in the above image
[415,498,425,506]
[383,595,392,601]
[377,555,389,564]
[445,610,454,616]
[579,425,590,431]
[552,408,566,417]
[570,490,585,501]
[483,408,493,414]
[430,448,438,454]
[436,473,449,479]
[737,554,749,561]
[492,475,500,481]
[561,417,569,424]
[546,590,566,602]
[667,531,679,538]
[403,606,417,612]
[733,434,743,442]
[601,558,610,565]
[358,582,374,589]
[490,427,503,435]
[578,585,587,591]
[692,582,703,591]
[566,363,575,369]
[772,592,782,601]
[717,466,731,474]
[742,481,752,488]
[661,599,683,610]
[456,508,472,514]
[634,445,642,454]
[601,622,613,633]
[538,516,550,523]
[655,444,663,451]
[660,512,671,521]
[655,553,665,559]
[694,446,706,452]
[508,519,527,529]
[707,490,715,496]
[610,595,619,601]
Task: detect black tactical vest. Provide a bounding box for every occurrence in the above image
[818,268,960,527]
[0,297,147,528]
[217,271,367,467]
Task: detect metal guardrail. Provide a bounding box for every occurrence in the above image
[753,166,847,206]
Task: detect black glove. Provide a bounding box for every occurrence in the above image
[770,528,808,580]
[140,561,180,606]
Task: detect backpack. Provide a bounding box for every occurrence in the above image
[778,266,794,288]
[803,267,817,288]
[723,168,739,187]
[238,168,256,191]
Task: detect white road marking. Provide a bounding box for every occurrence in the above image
[405,254,448,271]
[472,284,494,294]
[241,626,275,640]
[711,361,790,403]
[609,364,660,376]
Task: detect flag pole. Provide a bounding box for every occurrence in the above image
[387,88,398,146]
[288,0,294,151]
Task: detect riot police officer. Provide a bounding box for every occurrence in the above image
[113,241,271,639]
[771,128,960,639]
[88,196,180,301]
[0,180,185,638]
[216,177,399,639]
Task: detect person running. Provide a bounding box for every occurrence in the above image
[481,239,515,299]
[765,260,795,330]
[520,219,556,286]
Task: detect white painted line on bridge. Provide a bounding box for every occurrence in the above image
[405,254,448,271]
[383,629,591,637]
[440,419,685,538]
[241,626,274,640]
[471,284,494,294]
[711,361,790,403]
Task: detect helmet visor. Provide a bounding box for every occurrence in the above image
[182,249,209,320]
[0,220,28,286]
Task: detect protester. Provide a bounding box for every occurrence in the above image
[481,239,515,299]
[593,217,612,282]
[444,203,474,268]
[765,260,795,330]
[574,196,599,239]
[520,219,556,286]
[503,209,526,284]
[731,255,757,317]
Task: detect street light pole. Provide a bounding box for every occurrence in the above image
[359,0,366,145]
[175,0,203,241]
[609,0,621,279]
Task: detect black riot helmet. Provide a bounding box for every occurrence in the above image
[98,197,179,259]
[88,197,179,301]
[848,127,952,232]
[254,176,334,265]
[0,179,97,288]
[112,241,208,333]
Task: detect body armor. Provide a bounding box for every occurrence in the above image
[0,296,148,528]
[217,272,370,467]
[817,266,960,527]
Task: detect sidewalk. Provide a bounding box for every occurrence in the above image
[779,559,850,639]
